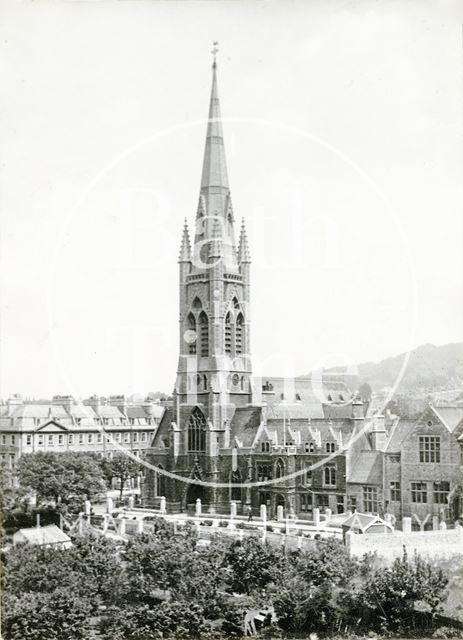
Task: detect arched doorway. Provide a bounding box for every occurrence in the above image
[186,480,206,506]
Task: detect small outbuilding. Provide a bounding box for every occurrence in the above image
[13,524,72,549]
[342,512,394,538]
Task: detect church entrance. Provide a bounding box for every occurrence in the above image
[185,480,207,513]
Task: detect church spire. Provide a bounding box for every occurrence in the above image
[178,218,191,262]
[238,218,251,263]
[200,43,229,192]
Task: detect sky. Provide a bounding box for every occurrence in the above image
[1,0,462,399]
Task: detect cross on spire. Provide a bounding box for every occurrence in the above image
[211,41,219,68]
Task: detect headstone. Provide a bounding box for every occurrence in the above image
[85,500,91,516]
[106,496,114,513]
[432,515,439,531]
[260,504,267,524]
[195,498,202,517]
[128,495,135,510]
[119,518,126,535]
[230,502,237,518]
[313,508,320,528]
[402,517,412,534]
[159,496,167,514]
[277,505,284,522]
[325,508,332,523]
[137,518,143,534]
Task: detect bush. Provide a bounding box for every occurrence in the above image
[201,519,213,527]
[218,520,228,527]
[266,524,273,532]
[235,522,245,529]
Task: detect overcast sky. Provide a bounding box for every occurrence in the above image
[1,0,462,399]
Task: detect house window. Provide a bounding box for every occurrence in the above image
[1,435,6,445]
[261,441,270,453]
[326,442,335,453]
[419,436,440,463]
[324,466,336,486]
[305,442,315,453]
[411,481,427,503]
[87,433,93,444]
[75,418,81,426]
[26,435,32,446]
[141,432,147,442]
[37,435,44,446]
[259,492,271,507]
[363,486,379,512]
[433,481,449,504]
[390,481,401,502]
[68,434,74,445]
[58,434,64,445]
[348,496,357,510]
[123,432,130,443]
[133,432,139,443]
[129,418,135,425]
[300,493,312,512]
[301,469,312,486]
[11,435,16,445]
[114,432,121,442]
[78,434,84,444]
[316,494,329,508]
[257,464,272,482]
[97,433,103,443]
[47,434,54,446]
[336,495,344,514]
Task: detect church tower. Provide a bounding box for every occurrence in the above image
[154,48,253,507]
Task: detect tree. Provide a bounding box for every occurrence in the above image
[3,589,92,640]
[221,536,284,595]
[17,452,106,505]
[106,453,141,501]
[356,550,448,632]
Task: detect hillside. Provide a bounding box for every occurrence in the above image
[308,343,463,394]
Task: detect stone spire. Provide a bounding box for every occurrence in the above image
[238,218,251,263]
[192,48,239,273]
[178,218,191,262]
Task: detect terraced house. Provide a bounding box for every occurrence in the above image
[0,394,164,470]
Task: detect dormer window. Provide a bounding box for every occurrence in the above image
[326,442,336,453]
[305,442,315,453]
[261,441,270,453]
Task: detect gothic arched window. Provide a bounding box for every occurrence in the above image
[188,407,206,452]
[192,296,202,309]
[155,464,166,497]
[230,469,242,502]
[232,296,240,309]
[324,466,336,486]
[275,458,285,479]
[235,313,244,355]
[186,313,196,355]
[225,312,232,355]
[198,311,209,357]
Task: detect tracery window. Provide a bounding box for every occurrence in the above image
[188,407,206,452]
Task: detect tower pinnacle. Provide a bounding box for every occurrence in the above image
[178,218,191,262]
[238,218,251,263]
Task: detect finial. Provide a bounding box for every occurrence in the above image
[211,41,219,68]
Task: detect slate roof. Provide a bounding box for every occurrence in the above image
[230,407,262,447]
[431,406,463,432]
[384,419,415,453]
[347,450,383,485]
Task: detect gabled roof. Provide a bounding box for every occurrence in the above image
[430,405,463,433]
[384,419,415,453]
[342,512,392,532]
[14,525,71,546]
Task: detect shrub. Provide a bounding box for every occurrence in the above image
[235,522,245,529]
[218,520,228,527]
[201,519,213,527]
[266,524,273,532]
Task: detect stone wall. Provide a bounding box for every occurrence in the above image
[346,526,463,564]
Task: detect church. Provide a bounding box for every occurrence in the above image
[143,54,377,518]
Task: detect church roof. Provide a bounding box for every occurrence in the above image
[230,407,262,447]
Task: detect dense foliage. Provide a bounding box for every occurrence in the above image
[1,520,453,639]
